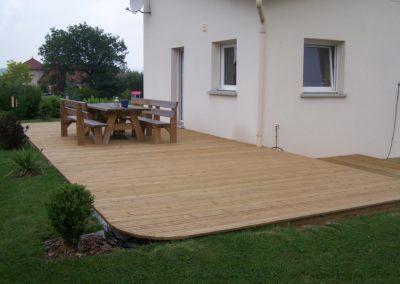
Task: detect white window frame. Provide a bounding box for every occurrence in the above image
[220,44,237,91]
[303,44,337,93]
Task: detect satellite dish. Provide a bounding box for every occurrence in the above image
[126,0,150,14]
[130,0,144,13]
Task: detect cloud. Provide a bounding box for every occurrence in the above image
[0,0,143,70]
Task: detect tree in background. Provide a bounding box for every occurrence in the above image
[38,22,128,96]
[0,61,38,114]
[1,61,31,89]
[118,70,143,99]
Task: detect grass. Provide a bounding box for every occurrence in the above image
[1,149,400,283]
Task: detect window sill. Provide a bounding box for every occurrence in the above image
[301,92,346,98]
[208,90,237,97]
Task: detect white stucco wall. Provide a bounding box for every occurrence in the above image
[264,0,400,158]
[29,70,44,86]
[144,0,260,144]
[144,0,400,158]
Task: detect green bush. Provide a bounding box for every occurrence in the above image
[15,86,42,119]
[0,114,28,150]
[72,87,100,101]
[83,96,113,104]
[0,84,13,111]
[8,146,43,177]
[0,110,13,119]
[47,183,94,245]
[38,95,60,119]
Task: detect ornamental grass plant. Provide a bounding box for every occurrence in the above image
[8,146,43,177]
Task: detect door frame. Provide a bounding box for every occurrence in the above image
[171,47,184,128]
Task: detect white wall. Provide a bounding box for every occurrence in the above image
[29,70,44,86]
[264,0,400,158]
[144,0,400,158]
[144,0,260,144]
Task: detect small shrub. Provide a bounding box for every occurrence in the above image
[8,146,43,177]
[0,114,28,150]
[38,95,60,119]
[47,183,94,245]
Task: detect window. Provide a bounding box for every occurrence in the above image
[209,40,238,96]
[303,44,337,92]
[220,44,237,91]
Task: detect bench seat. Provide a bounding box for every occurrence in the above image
[132,98,178,144]
[67,115,107,128]
[138,117,170,126]
[61,99,107,145]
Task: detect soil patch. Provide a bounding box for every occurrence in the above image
[44,232,115,260]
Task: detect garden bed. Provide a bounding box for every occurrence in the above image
[44,232,114,260]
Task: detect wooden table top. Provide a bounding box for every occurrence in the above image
[87,103,148,112]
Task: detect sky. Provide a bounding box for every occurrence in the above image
[0,0,144,71]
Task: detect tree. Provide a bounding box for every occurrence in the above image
[1,61,31,89]
[120,70,143,91]
[0,61,32,111]
[38,22,128,93]
[117,70,143,98]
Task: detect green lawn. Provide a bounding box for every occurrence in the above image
[1,149,400,283]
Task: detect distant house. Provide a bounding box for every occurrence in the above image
[23,58,87,93]
[142,0,400,158]
[24,58,45,86]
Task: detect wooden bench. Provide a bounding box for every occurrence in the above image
[60,99,107,145]
[131,98,178,144]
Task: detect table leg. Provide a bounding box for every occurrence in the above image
[130,114,144,141]
[103,113,117,144]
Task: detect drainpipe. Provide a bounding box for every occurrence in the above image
[256,0,266,147]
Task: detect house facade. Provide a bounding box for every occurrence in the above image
[24,58,45,86]
[143,0,400,158]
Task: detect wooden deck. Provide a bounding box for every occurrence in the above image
[321,155,400,179]
[28,122,400,240]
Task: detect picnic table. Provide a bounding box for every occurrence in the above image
[87,103,148,144]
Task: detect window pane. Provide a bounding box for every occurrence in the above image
[303,46,332,87]
[224,46,236,86]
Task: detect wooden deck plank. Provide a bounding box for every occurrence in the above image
[27,122,400,240]
[321,154,400,179]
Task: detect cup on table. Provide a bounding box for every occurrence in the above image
[120,99,129,108]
